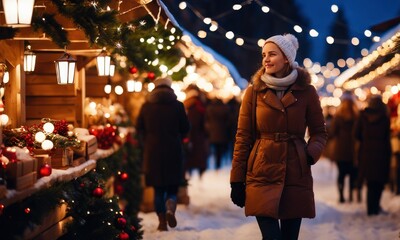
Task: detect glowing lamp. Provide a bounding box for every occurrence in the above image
[55,53,76,85]
[43,122,55,133]
[2,0,35,27]
[24,45,36,72]
[0,114,8,126]
[96,50,115,76]
[41,140,54,150]
[104,78,112,94]
[35,132,46,143]
[127,79,142,92]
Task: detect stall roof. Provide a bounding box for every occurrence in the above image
[335,22,400,90]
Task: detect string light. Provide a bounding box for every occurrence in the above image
[179,0,382,65]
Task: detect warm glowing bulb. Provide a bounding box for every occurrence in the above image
[43,122,55,133]
[0,114,9,126]
[35,132,46,143]
[41,140,54,150]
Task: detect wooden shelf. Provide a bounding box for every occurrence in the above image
[0,160,96,207]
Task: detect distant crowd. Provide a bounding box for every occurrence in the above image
[323,91,399,216]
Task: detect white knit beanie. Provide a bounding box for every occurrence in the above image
[154,76,172,87]
[265,33,299,68]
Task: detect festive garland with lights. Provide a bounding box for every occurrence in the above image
[0,142,143,240]
[116,15,186,79]
[2,120,81,152]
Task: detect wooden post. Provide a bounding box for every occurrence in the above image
[0,40,25,128]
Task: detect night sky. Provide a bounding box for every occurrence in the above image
[294,0,400,62]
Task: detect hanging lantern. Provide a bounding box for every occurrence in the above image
[126,79,142,92]
[126,79,135,92]
[109,62,115,77]
[2,0,35,27]
[96,50,112,76]
[24,45,36,73]
[55,53,76,85]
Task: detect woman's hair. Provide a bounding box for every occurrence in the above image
[335,98,359,120]
[251,66,265,84]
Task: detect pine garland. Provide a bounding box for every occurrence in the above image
[0,142,143,239]
[50,0,119,47]
[31,13,70,48]
[117,15,185,78]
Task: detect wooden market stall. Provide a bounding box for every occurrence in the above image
[0,1,174,239]
[0,0,246,238]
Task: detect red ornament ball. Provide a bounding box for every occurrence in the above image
[129,66,138,74]
[117,217,127,228]
[120,172,129,181]
[147,72,155,80]
[92,187,104,198]
[39,164,52,177]
[119,231,129,240]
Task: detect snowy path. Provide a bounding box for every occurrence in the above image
[139,158,400,240]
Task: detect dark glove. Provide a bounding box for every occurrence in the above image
[230,182,246,208]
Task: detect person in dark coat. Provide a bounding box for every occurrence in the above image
[205,97,232,169]
[354,95,391,216]
[330,93,360,203]
[136,76,190,231]
[183,85,209,178]
[230,34,327,240]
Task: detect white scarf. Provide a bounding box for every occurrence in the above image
[260,69,298,99]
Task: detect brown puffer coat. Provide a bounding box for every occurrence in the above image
[230,68,327,219]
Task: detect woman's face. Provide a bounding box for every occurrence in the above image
[262,42,289,78]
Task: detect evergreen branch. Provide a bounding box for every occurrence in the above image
[31,13,70,48]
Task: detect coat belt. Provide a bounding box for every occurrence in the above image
[259,132,308,177]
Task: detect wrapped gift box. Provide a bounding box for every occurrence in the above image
[7,172,37,190]
[77,135,97,160]
[71,141,86,158]
[33,148,73,168]
[5,158,38,190]
[51,148,73,168]
[34,154,51,178]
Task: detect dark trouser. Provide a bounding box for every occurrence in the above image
[212,143,227,169]
[366,181,384,215]
[256,217,302,240]
[154,185,178,214]
[336,161,358,202]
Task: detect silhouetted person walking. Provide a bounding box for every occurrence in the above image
[354,95,391,216]
[137,77,190,231]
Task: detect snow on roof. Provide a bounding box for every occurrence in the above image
[159,0,248,90]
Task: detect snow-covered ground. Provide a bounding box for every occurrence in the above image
[139,158,400,240]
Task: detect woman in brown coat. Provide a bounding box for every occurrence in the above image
[230,34,327,240]
[354,95,391,216]
[136,77,190,231]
